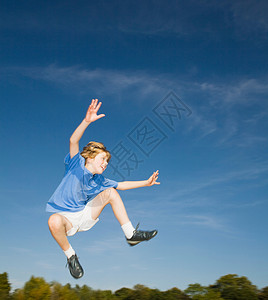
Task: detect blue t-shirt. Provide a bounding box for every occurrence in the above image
[46,152,118,213]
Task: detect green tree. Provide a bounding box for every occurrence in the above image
[258,287,268,300]
[185,284,206,298]
[58,283,79,300]
[23,276,51,300]
[163,287,190,299]
[114,287,134,299]
[185,283,223,300]
[201,289,223,300]
[115,285,165,300]
[213,274,258,300]
[12,288,25,300]
[50,282,65,300]
[148,288,165,300]
[0,272,11,300]
[133,284,152,300]
[74,284,94,300]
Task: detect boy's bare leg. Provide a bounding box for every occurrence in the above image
[48,214,73,251]
[90,188,130,225]
[90,187,157,246]
[48,214,84,279]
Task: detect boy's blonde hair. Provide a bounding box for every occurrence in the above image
[81,141,111,162]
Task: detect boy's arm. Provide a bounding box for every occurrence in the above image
[70,120,91,158]
[116,171,160,190]
[69,99,105,158]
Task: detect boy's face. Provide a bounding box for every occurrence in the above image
[87,151,108,174]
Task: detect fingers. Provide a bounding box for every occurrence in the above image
[95,101,102,111]
[153,170,159,179]
[151,170,160,185]
[88,99,100,109]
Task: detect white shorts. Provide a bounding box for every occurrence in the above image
[58,200,99,236]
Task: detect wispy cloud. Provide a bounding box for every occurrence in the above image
[82,236,124,254]
[194,164,266,192]
[11,64,268,103]
[129,264,148,271]
[9,247,33,254]
[178,214,227,231]
[151,161,268,211]
[8,64,268,98]
[12,65,174,100]
[36,261,57,270]
[4,64,268,147]
[188,78,268,145]
[199,78,268,105]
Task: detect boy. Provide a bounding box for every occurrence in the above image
[46,99,159,279]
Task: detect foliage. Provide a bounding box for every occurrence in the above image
[0,272,11,300]
[2,272,266,300]
[184,283,223,300]
[185,284,206,297]
[50,282,79,300]
[23,276,51,300]
[258,286,268,300]
[212,274,258,300]
[131,284,154,300]
[162,287,190,299]
[12,288,25,300]
[73,284,94,300]
[114,287,134,299]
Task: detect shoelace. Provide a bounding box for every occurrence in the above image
[134,222,150,238]
[133,222,140,234]
[134,222,156,239]
[66,255,79,269]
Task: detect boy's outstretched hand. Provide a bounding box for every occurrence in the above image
[85,99,105,123]
[147,170,160,186]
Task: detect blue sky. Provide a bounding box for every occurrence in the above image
[1,0,268,292]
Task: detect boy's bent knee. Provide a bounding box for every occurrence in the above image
[48,214,64,231]
[107,187,121,203]
[105,187,119,199]
[98,187,117,201]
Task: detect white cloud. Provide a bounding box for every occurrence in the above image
[9,246,33,254]
[179,214,226,230]
[155,161,268,210]
[5,64,268,147]
[82,236,124,254]
[198,78,268,105]
[189,78,268,146]
[16,65,174,100]
[36,261,57,270]
[10,64,268,102]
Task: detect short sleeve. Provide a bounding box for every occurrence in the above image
[100,175,118,189]
[64,152,81,173]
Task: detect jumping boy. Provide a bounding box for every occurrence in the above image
[46,99,159,279]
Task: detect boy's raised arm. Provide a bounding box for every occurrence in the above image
[69,99,105,158]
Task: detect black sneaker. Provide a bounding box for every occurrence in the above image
[126,223,158,246]
[67,254,84,279]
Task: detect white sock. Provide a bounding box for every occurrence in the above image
[64,245,75,259]
[121,221,135,239]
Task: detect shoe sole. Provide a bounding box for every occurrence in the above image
[127,230,158,247]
